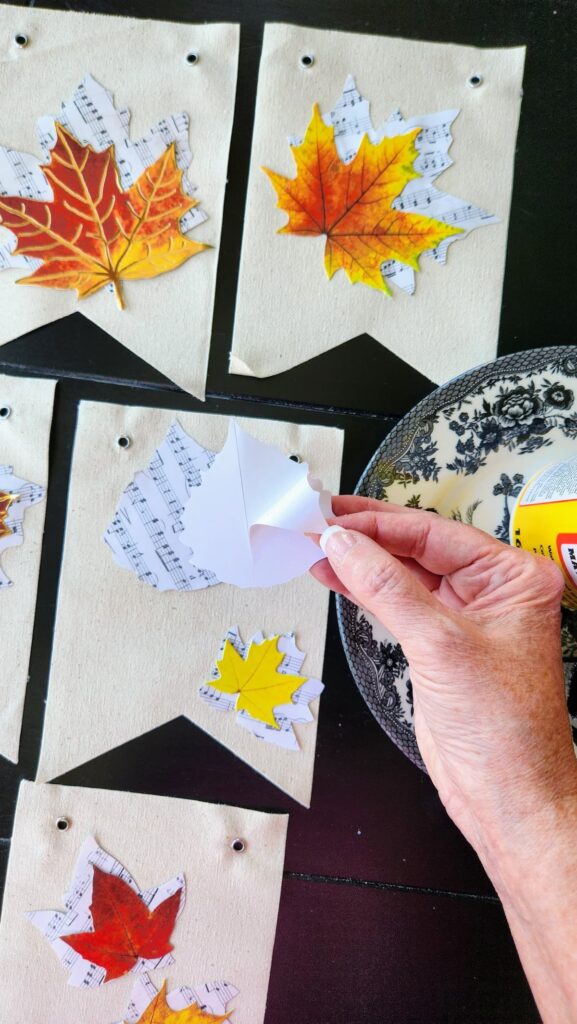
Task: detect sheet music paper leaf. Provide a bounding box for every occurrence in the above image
[201,628,324,749]
[0,464,45,588]
[0,75,209,308]
[105,420,219,592]
[118,975,238,1024]
[180,420,330,588]
[27,836,185,987]
[264,75,496,296]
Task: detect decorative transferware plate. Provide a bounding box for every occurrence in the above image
[337,347,577,769]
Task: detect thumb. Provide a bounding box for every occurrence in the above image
[320,524,442,641]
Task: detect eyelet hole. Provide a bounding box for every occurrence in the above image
[186,51,199,65]
[56,817,70,831]
[0,406,12,419]
[467,73,483,88]
[299,53,314,69]
[231,838,245,853]
[116,435,131,449]
[289,453,302,463]
[14,33,28,48]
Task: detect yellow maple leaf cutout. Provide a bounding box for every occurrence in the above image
[211,636,306,729]
[0,491,17,539]
[130,979,231,1024]
[262,103,462,294]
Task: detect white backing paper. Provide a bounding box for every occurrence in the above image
[0,7,239,399]
[231,23,525,384]
[181,420,331,588]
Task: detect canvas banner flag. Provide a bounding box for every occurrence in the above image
[230,23,525,385]
[0,7,239,399]
[0,780,287,1024]
[36,401,343,806]
[0,373,55,763]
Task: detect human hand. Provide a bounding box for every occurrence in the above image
[312,496,577,861]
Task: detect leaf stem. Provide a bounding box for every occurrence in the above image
[112,278,125,310]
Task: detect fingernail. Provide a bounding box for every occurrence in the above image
[319,525,358,561]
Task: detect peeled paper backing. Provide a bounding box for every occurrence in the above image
[0,7,239,400]
[230,23,525,385]
[0,781,288,1024]
[37,402,344,806]
[0,374,55,763]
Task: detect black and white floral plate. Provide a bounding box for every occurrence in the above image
[337,346,577,770]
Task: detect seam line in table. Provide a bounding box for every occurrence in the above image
[283,870,499,904]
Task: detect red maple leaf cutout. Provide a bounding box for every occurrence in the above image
[60,866,181,981]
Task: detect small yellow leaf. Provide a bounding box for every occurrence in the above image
[0,491,17,539]
[211,636,306,729]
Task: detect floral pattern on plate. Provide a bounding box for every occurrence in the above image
[337,346,577,770]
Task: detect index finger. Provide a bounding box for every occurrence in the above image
[331,495,422,517]
[329,508,500,577]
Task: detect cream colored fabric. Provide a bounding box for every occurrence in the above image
[0,781,287,1023]
[0,8,239,400]
[231,23,525,384]
[36,402,343,805]
[0,374,55,763]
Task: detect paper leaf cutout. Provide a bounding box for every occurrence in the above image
[201,628,324,747]
[105,420,219,591]
[180,420,330,588]
[0,74,209,308]
[118,973,239,1024]
[0,464,45,588]
[27,835,185,986]
[264,75,496,295]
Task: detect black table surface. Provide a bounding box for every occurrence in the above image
[1,0,576,1020]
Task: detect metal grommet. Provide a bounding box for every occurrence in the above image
[231,838,245,853]
[289,453,302,463]
[14,32,29,48]
[0,405,12,419]
[299,53,315,69]
[116,434,131,449]
[467,73,483,88]
[186,50,199,65]
[56,817,70,832]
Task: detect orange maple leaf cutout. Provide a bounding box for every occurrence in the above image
[262,103,462,293]
[60,866,181,981]
[131,979,232,1024]
[0,124,208,310]
[0,491,17,539]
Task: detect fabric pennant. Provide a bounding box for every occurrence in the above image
[0,7,239,400]
[0,781,287,1024]
[37,402,343,806]
[0,373,55,763]
[230,23,525,385]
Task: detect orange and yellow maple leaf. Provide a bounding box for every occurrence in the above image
[262,103,462,293]
[0,124,208,309]
[211,636,306,729]
[0,491,17,539]
[130,980,231,1024]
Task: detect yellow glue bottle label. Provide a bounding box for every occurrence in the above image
[510,455,577,610]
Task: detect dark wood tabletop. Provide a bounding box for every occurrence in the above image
[1,0,576,1020]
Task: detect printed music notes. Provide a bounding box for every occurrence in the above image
[105,420,218,592]
[119,974,239,1024]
